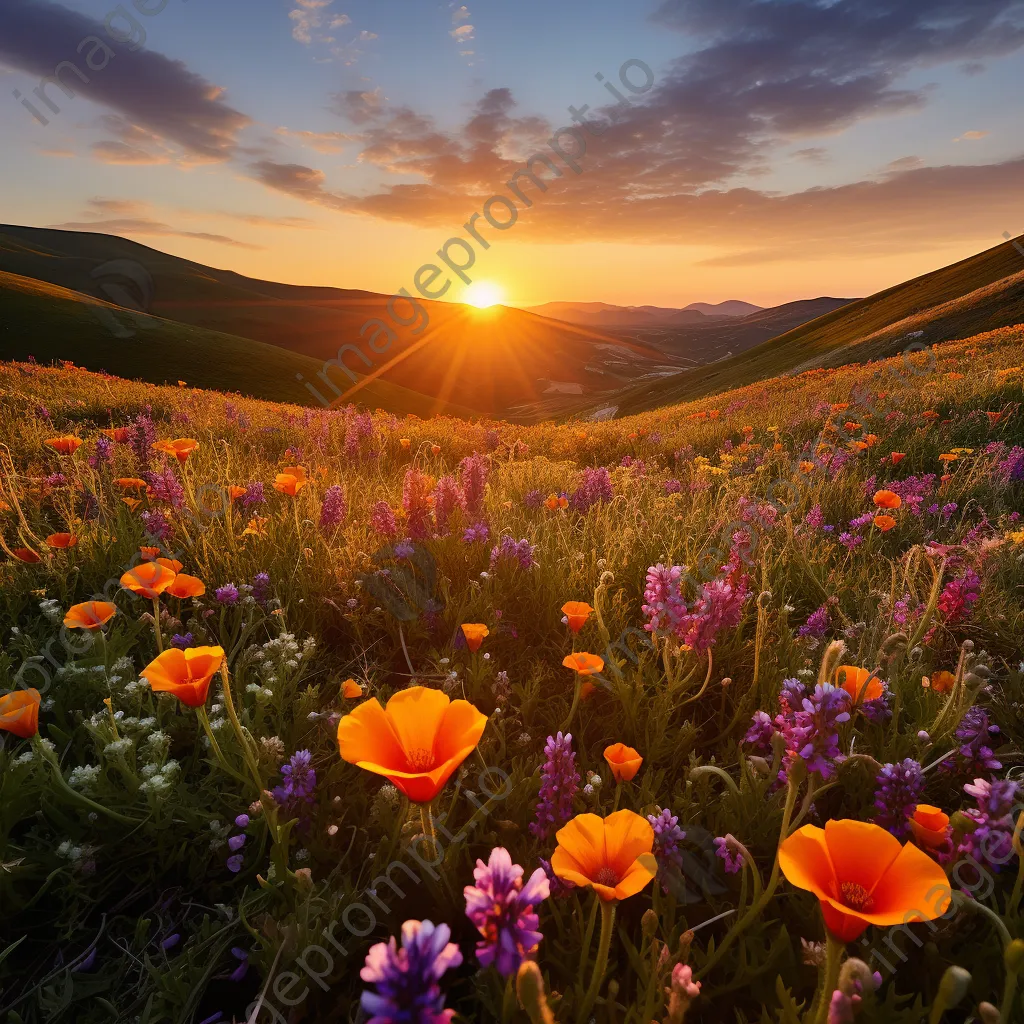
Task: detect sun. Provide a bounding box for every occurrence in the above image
[464,281,504,308]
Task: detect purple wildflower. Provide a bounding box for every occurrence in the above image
[144,464,185,508]
[91,435,114,467]
[215,584,239,606]
[127,412,156,466]
[140,509,172,542]
[648,807,686,892]
[873,759,924,839]
[937,568,981,626]
[946,707,1002,775]
[370,500,398,539]
[433,475,467,535]
[530,732,580,839]
[360,920,462,1024]
[743,710,775,754]
[394,539,415,559]
[799,605,831,639]
[642,564,688,635]
[226,854,244,874]
[774,681,851,780]
[463,847,549,977]
[242,482,266,508]
[459,454,489,516]
[251,572,271,604]
[959,777,1020,870]
[489,535,537,572]
[570,466,613,512]
[170,633,195,649]
[523,489,543,510]
[272,749,317,825]
[714,836,743,874]
[320,484,347,531]
[462,521,490,544]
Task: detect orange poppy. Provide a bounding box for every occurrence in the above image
[342,678,364,699]
[242,516,269,537]
[400,438,412,449]
[460,623,489,652]
[873,515,897,532]
[863,434,879,447]
[580,680,597,701]
[799,461,816,474]
[890,453,906,465]
[166,573,206,599]
[562,653,605,676]
[844,421,861,432]
[938,453,958,464]
[157,557,183,573]
[120,561,177,599]
[430,445,441,456]
[923,670,955,694]
[227,485,247,501]
[102,427,131,443]
[922,411,940,421]
[45,436,82,455]
[561,601,594,634]
[12,548,41,564]
[336,686,488,803]
[0,688,41,738]
[909,805,950,851]
[140,546,162,560]
[986,412,1003,427]
[873,490,902,510]
[152,438,199,463]
[849,440,869,452]
[544,494,568,510]
[835,666,883,705]
[115,478,149,493]
[779,819,951,941]
[273,466,308,496]
[64,601,117,630]
[45,532,78,549]
[141,646,225,707]
[551,810,657,902]
[831,403,849,412]
[604,743,643,782]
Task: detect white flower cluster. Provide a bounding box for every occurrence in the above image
[38,598,63,624]
[242,633,316,693]
[68,764,101,790]
[208,818,232,851]
[139,759,179,795]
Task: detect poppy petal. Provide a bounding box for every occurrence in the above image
[614,853,658,900]
[824,819,902,894]
[553,813,606,878]
[778,825,837,900]
[384,687,452,764]
[337,698,407,770]
[603,808,655,876]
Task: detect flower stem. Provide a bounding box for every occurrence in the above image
[419,801,437,860]
[578,899,616,1024]
[33,735,140,825]
[151,597,163,653]
[812,932,846,1024]
[560,677,582,732]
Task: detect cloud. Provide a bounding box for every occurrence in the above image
[49,216,262,249]
[791,147,829,163]
[883,155,925,173]
[329,87,385,124]
[0,0,250,161]
[451,24,474,40]
[451,5,471,22]
[275,126,354,154]
[290,0,335,45]
[91,140,169,165]
[954,130,990,141]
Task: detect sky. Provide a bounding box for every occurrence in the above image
[1,0,1023,309]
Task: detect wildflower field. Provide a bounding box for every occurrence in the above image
[2,324,1024,1024]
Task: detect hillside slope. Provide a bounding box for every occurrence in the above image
[0,226,681,417]
[602,234,1024,416]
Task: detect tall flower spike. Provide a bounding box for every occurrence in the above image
[531,732,580,839]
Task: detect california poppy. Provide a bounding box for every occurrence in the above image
[0,688,41,738]
[152,438,199,463]
[166,573,206,599]
[12,548,41,563]
[551,810,657,902]
[45,436,82,455]
[64,601,117,630]
[909,805,950,851]
[141,646,225,707]
[342,678,364,699]
[336,686,487,803]
[604,743,643,782]
[923,670,955,694]
[227,485,247,502]
[273,466,308,496]
[778,819,951,941]
[242,516,269,538]
[890,452,905,465]
[140,546,162,560]
[46,533,78,549]
[873,490,902,510]
[873,515,897,532]
[102,427,131,443]
[561,601,594,634]
[120,561,177,599]
[430,445,441,456]
[400,438,412,450]
[562,653,605,676]
[836,666,883,705]
[461,623,489,652]
[545,494,568,510]
[115,478,149,492]
[986,412,1003,427]
[157,557,183,573]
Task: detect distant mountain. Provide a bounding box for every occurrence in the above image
[526,299,762,327]
[0,226,692,418]
[600,236,1024,417]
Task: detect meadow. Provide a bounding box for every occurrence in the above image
[1,323,1023,1024]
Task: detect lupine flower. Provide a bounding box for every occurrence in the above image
[141,509,172,542]
[647,807,686,892]
[462,521,489,543]
[127,413,157,466]
[394,539,415,559]
[873,759,924,839]
[530,732,580,839]
[170,633,195,649]
[642,563,687,635]
[433,476,467,535]
[774,681,851,780]
[319,484,347,530]
[714,835,743,874]
[215,584,239,606]
[779,819,951,941]
[272,749,317,825]
[145,464,185,508]
[946,706,1002,774]
[523,489,543,510]
[551,809,656,901]
[489,535,537,571]
[360,919,462,1024]
[370,500,399,539]
[91,434,114,467]
[242,482,266,508]
[251,572,272,604]
[798,604,831,639]
[459,453,489,516]
[403,468,436,540]
[936,568,981,626]
[959,777,1020,870]
[570,466,613,512]
[463,847,549,976]
[337,686,487,803]
[743,710,775,754]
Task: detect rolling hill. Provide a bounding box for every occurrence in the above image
[0,225,686,418]
[595,234,1024,417]
[526,299,763,327]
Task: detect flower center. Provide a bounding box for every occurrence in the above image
[840,882,874,912]
[406,747,435,771]
[595,866,619,887]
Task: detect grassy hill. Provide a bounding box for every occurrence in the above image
[0,226,681,417]
[601,234,1024,417]
[0,270,478,417]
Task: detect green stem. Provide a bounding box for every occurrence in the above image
[579,899,616,1024]
[560,677,582,732]
[812,933,845,1024]
[1009,812,1024,918]
[1000,970,1019,1024]
[34,735,140,825]
[612,780,622,812]
[218,661,261,788]
[420,801,437,860]
[194,705,246,786]
[151,597,163,653]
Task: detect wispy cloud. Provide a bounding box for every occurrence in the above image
[274,126,354,154]
[954,130,990,141]
[449,3,476,63]
[289,0,337,45]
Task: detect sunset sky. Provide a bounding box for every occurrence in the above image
[2,0,1023,308]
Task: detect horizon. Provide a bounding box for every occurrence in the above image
[2,1,1023,308]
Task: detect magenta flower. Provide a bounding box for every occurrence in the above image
[319,484,347,531]
[463,847,549,976]
[360,920,462,1024]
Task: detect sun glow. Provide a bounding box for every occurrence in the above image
[464,282,503,308]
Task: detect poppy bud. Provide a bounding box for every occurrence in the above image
[950,811,978,834]
[936,965,971,1009]
[516,961,555,1024]
[977,1002,999,1024]
[642,909,659,938]
[1004,939,1024,975]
